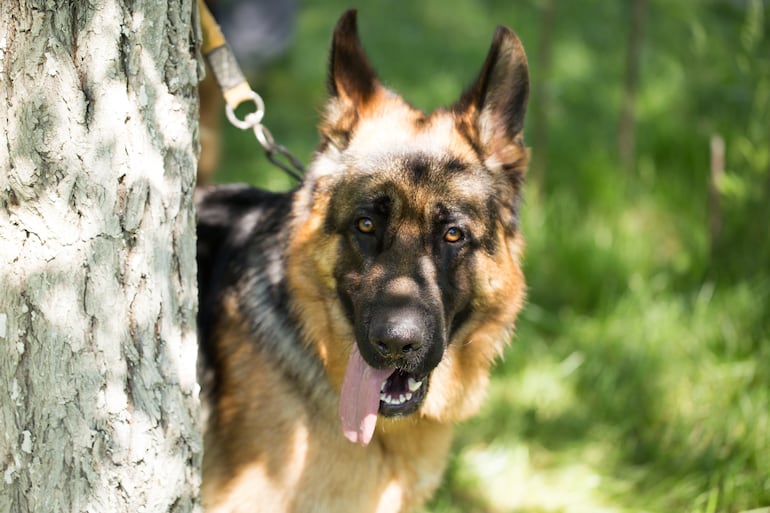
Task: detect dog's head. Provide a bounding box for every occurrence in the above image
[287,10,529,445]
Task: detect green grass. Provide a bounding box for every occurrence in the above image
[212,1,770,511]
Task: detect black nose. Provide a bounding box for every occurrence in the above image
[370,312,425,359]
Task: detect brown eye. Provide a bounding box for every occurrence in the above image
[444,227,463,243]
[357,217,375,234]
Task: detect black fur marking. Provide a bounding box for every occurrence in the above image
[444,157,467,173]
[405,154,431,183]
[450,303,474,339]
[196,184,327,412]
[404,154,469,186]
[373,195,392,216]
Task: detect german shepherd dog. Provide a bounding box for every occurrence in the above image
[196,9,529,513]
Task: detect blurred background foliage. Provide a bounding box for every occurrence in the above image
[207,0,769,511]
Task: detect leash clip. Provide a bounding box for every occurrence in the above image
[225,91,265,131]
[199,0,305,181]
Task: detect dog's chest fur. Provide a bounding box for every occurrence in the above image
[201,312,453,513]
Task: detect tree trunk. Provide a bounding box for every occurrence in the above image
[0,2,201,512]
[530,0,556,188]
[618,0,648,172]
[709,134,725,257]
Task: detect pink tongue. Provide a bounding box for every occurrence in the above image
[339,344,395,446]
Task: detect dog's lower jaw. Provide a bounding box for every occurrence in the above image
[377,369,430,417]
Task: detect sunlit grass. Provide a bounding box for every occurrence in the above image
[423,174,769,512]
[433,275,769,512]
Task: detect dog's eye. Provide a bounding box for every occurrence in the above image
[357,217,375,234]
[444,227,464,243]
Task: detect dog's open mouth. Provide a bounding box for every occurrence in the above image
[378,369,428,417]
[339,345,430,446]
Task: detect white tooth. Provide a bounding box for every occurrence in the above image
[398,394,405,404]
[405,392,412,401]
[380,381,387,392]
[407,378,423,392]
[384,395,394,405]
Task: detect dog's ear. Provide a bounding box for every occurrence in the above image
[328,9,381,107]
[454,27,529,173]
[322,10,384,149]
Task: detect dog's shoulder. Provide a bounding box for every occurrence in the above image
[196,184,289,262]
[195,183,294,354]
[196,184,292,296]
[196,184,302,420]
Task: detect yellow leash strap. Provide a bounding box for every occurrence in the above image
[197,0,304,179]
[198,0,254,110]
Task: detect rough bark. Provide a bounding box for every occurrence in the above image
[0,2,201,512]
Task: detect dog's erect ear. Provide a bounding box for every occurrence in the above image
[321,10,384,149]
[328,9,382,109]
[455,26,529,171]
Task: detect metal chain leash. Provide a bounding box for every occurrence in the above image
[198,0,305,182]
[224,91,305,181]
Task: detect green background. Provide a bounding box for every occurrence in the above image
[211,1,770,511]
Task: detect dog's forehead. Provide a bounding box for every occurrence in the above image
[344,110,495,196]
[396,154,492,212]
[315,104,505,229]
[329,158,493,231]
[350,107,473,160]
